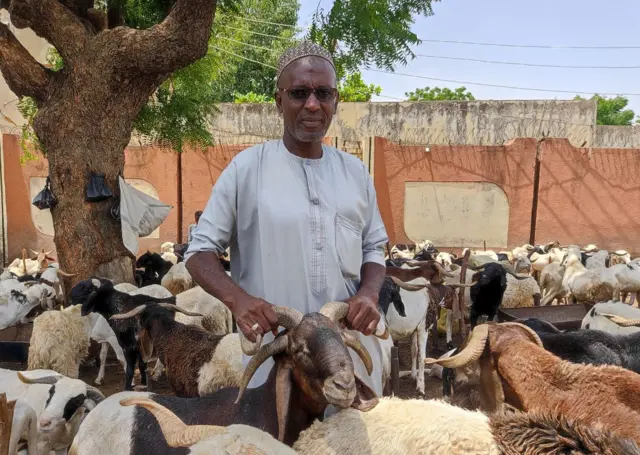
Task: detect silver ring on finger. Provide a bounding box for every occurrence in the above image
[251,323,260,332]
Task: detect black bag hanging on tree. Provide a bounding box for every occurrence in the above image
[85,172,113,202]
[32,177,57,210]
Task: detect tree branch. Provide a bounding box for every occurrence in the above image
[0,23,51,103]
[116,0,217,74]
[8,0,91,61]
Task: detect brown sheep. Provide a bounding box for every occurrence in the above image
[426,322,640,445]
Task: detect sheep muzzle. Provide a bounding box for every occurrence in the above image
[322,372,357,408]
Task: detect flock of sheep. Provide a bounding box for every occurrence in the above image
[1,239,640,454]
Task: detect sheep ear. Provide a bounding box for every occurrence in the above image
[350,372,379,412]
[275,362,293,442]
[479,353,505,413]
[139,328,154,362]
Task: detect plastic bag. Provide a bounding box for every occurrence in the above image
[32,177,57,210]
[118,176,172,255]
[85,172,113,202]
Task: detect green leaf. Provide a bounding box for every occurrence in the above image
[405,86,475,101]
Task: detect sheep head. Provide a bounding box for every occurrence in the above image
[404,260,455,284]
[425,322,542,413]
[235,301,379,442]
[72,278,114,316]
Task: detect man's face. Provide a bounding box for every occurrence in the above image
[276,57,338,143]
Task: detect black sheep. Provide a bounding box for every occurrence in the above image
[518,317,640,374]
[136,251,173,283]
[469,262,530,328]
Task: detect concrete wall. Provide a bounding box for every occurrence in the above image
[207,100,599,148]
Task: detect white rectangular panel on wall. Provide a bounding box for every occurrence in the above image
[404,181,509,248]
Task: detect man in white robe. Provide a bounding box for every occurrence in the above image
[185,42,390,399]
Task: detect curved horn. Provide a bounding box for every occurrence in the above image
[424,324,489,368]
[56,269,77,278]
[390,276,427,292]
[120,397,225,447]
[158,303,204,317]
[341,331,373,375]
[235,335,289,404]
[469,264,487,271]
[239,306,304,355]
[318,301,388,339]
[598,313,640,327]
[85,386,105,404]
[499,322,543,347]
[110,304,147,320]
[611,251,628,257]
[29,249,39,256]
[505,270,532,281]
[433,262,455,278]
[22,281,39,287]
[17,371,59,385]
[447,283,474,288]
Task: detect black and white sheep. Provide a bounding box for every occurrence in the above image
[108,301,243,397]
[0,368,105,455]
[70,278,176,391]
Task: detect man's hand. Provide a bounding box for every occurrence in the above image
[232,296,279,342]
[345,292,381,336]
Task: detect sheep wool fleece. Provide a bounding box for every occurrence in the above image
[185,139,389,400]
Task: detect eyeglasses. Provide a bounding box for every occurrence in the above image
[278,87,338,102]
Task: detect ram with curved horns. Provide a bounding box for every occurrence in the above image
[425,321,640,445]
[70,300,383,455]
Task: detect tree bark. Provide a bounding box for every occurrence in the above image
[0,0,218,289]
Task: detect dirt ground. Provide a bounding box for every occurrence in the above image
[1,330,457,400]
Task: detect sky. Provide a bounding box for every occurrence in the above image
[297,0,640,113]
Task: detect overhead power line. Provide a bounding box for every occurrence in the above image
[237,16,305,29]
[368,69,640,97]
[216,36,277,53]
[209,45,402,101]
[414,54,640,70]
[217,24,297,41]
[417,38,640,50]
[210,45,277,69]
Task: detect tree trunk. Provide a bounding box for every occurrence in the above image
[33,64,162,289]
[0,0,218,291]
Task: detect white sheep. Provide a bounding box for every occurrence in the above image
[27,305,126,384]
[293,397,500,455]
[581,300,640,335]
[0,284,56,330]
[500,274,541,309]
[160,242,175,254]
[8,398,38,455]
[562,248,619,304]
[1,269,14,281]
[174,286,234,335]
[161,252,178,265]
[539,262,568,306]
[114,282,139,293]
[436,252,456,268]
[129,284,172,299]
[609,262,640,304]
[160,262,194,295]
[385,266,431,395]
[610,250,631,266]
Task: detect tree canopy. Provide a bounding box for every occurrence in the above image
[405,86,475,101]
[574,94,638,126]
[14,0,439,156]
